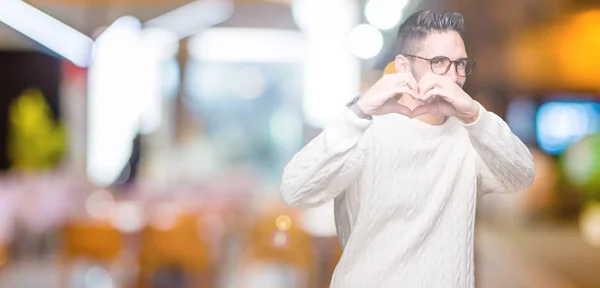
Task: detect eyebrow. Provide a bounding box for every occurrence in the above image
[428,55,469,60]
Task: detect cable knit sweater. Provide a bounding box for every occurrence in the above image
[280,103,535,288]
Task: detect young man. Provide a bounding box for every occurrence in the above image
[280,10,534,288]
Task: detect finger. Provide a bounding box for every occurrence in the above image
[404,74,419,92]
[380,99,413,117]
[420,88,440,104]
[393,103,414,117]
[417,77,436,100]
[393,86,418,100]
[390,72,418,92]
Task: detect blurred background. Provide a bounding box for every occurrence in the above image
[0,0,600,287]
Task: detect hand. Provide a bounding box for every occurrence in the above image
[357,72,418,117]
[412,73,480,123]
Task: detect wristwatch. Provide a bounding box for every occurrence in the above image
[346,95,373,120]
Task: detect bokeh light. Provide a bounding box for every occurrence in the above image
[109,201,145,233]
[148,202,179,231]
[580,203,600,248]
[348,24,383,59]
[271,230,290,249]
[85,189,115,220]
[364,0,408,30]
[536,102,596,155]
[275,215,291,231]
[561,134,600,193]
[84,266,114,288]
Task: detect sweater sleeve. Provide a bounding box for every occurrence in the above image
[280,110,372,208]
[462,103,535,195]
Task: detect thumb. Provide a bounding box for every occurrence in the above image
[385,102,414,118]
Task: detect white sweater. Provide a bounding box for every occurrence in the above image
[280,103,534,288]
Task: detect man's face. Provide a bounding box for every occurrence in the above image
[410,30,468,88]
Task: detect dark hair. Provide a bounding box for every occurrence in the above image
[396,10,465,54]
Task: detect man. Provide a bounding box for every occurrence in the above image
[280,10,534,288]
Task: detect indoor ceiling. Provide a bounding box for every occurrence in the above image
[0,2,181,48]
[0,0,429,71]
[0,0,298,49]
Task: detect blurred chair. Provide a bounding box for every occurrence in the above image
[137,212,214,288]
[384,61,396,75]
[60,221,124,287]
[238,210,318,288]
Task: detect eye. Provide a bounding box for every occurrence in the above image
[456,60,466,69]
[431,57,447,65]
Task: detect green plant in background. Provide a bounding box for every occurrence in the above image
[560,133,600,203]
[7,88,67,171]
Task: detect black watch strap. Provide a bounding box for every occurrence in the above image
[346,95,372,120]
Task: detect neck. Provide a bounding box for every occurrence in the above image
[399,95,447,126]
[416,114,446,126]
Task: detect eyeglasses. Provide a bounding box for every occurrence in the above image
[403,54,476,77]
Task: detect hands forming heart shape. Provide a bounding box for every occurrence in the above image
[356,72,480,123]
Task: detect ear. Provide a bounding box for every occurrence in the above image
[394,54,411,73]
